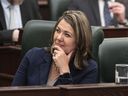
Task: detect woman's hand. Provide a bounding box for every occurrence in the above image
[52,45,73,75]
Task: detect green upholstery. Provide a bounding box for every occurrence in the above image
[49,0,70,21]
[22,20,56,55]
[91,26,104,62]
[22,20,104,63]
[99,38,128,83]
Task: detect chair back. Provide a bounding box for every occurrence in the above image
[22,20,56,55]
[49,0,70,21]
[99,38,128,82]
[91,26,104,62]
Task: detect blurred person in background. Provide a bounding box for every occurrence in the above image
[68,0,128,27]
[0,0,41,45]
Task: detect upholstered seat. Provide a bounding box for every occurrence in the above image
[99,38,128,82]
[49,0,70,21]
[22,20,56,55]
[91,26,104,62]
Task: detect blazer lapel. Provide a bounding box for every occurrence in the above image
[20,1,29,26]
[0,3,7,29]
[39,53,52,85]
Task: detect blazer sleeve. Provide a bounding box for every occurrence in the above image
[54,73,73,85]
[79,59,98,84]
[11,49,31,86]
[54,59,98,85]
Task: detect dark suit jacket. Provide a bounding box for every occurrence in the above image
[68,0,128,26]
[12,48,98,86]
[0,0,41,44]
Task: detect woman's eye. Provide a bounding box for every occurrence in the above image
[65,33,71,37]
[55,28,60,33]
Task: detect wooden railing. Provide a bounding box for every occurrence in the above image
[0,83,128,96]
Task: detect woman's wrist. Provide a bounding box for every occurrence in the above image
[59,66,70,75]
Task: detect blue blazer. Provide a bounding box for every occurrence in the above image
[12,48,98,86]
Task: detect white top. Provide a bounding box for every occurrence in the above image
[0,0,23,29]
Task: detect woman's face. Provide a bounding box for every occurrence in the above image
[53,19,76,54]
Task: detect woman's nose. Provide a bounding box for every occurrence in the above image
[57,33,63,40]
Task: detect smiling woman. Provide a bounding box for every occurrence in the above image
[12,10,98,86]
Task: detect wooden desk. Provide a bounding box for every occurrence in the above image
[59,83,128,96]
[0,46,21,86]
[103,27,128,38]
[1,83,128,96]
[0,86,60,96]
